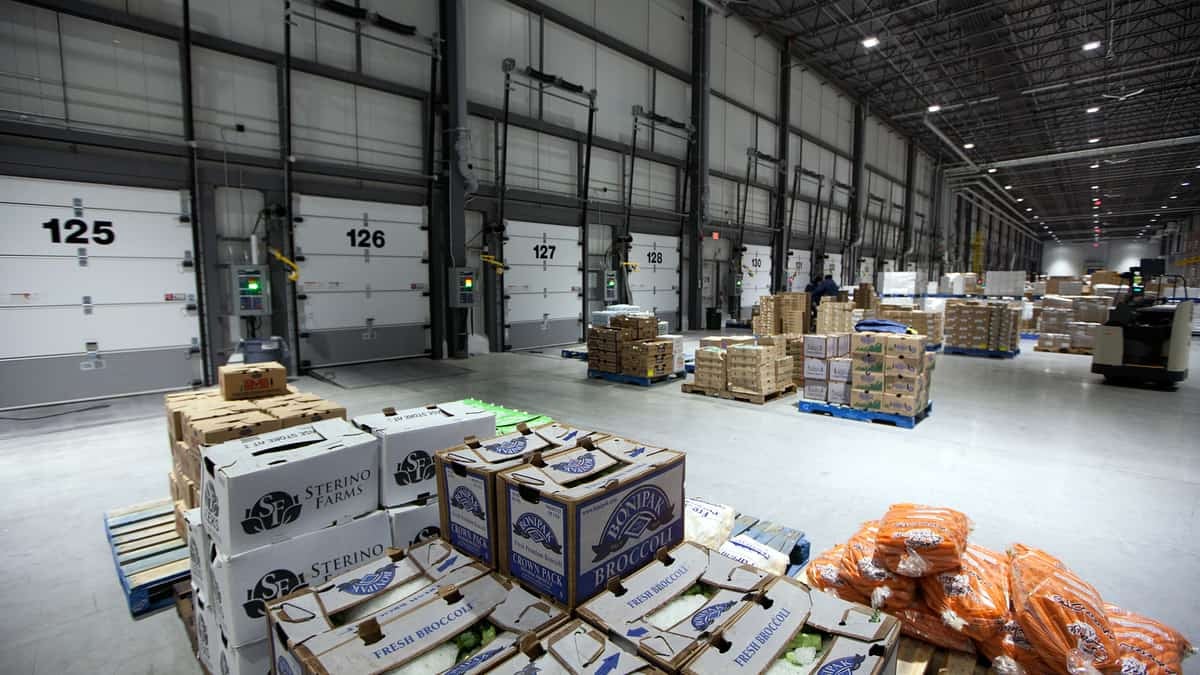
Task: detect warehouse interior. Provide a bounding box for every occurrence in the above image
[1,0,1197,674]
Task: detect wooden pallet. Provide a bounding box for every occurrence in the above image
[104,498,191,618]
[1033,346,1092,355]
[681,382,798,404]
[896,637,989,675]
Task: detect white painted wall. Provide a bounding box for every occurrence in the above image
[1042,241,1158,276]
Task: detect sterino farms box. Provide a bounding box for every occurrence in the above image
[683,575,901,675]
[386,498,441,549]
[352,402,496,507]
[578,542,771,671]
[500,435,686,607]
[435,424,565,567]
[218,361,288,400]
[289,572,567,675]
[268,538,489,675]
[488,618,660,674]
[201,419,379,555]
[209,511,390,647]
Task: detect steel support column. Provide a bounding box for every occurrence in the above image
[771,40,791,293]
[436,0,470,358]
[684,0,710,329]
[900,142,916,270]
[180,0,212,384]
[847,103,866,285]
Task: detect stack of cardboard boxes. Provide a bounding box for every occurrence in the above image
[846,332,933,415]
[752,292,811,335]
[801,333,852,404]
[165,362,347,538]
[944,300,1020,353]
[816,300,867,333]
[621,338,676,378]
[728,344,781,395]
[785,334,805,386]
[751,295,780,335]
[854,282,879,310]
[693,346,727,391]
[585,326,625,372]
[586,314,676,378]
[879,306,945,345]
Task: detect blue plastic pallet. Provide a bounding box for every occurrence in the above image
[685,362,695,373]
[560,348,588,360]
[104,499,190,618]
[725,511,811,577]
[1020,332,1039,340]
[797,399,932,429]
[925,342,942,352]
[943,346,1020,359]
[586,369,683,386]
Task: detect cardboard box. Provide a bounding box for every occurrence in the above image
[436,424,566,567]
[880,390,927,417]
[353,402,497,508]
[884,354,923,377]
[827,381,851,406]
[267,538,490,675]
[885,373,925,395]
[209,630,270,675]
[837,333,851,356]
[660,334,687,374]
[850,352,885,374]
[500,435,685,607]
[850,370,884,392]
[682,575,901,675]
[885,333,927,356]
[851,332,885,354]
[269,400,347,428]
[209,510,391,647]
[187,411,282,449]
[803,381,827,401]
[850,389,883,412]
[175,441,201,486]
[803,334,835,359]
[828,357,852,383]
[803,358,828,381]
[386,498,441,549]
[165,388,221,441]
[578,542,771,671]
[200,419,379,555]
[184,508,211,602]
[181,401,260,447]
[194,591,216,671]
[286,571,568,674]
[218,361,287,400]
[775,356,794,388]
[489,618,657,674]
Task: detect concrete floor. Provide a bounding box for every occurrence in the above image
[1,336,1197,673]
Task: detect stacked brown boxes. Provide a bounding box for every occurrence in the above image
[945,300,1019,352]
[801,333,851,402]
[610,313,658,340]
[1067,322,1101,351]
[1072,296,1111,323]
[621,339,675,378]
[785,335,805,385]
[728,344,778,395]
[777,292,811,334]
[847,332,885,410]
[693,347,728,391]
[879,307,944,346]
[855,283,878,310]
[881,334,930,415]
[757,335,796,394]
[816,301,858,333]
[699,335,757,349]
[586,326,625,373]
[752,295,780,335]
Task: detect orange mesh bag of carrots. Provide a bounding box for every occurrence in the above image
[978,618,1055,675]
[921,543,1010,639]
[892,607,976,653]
[875,503,972,577]
[805,544,869,605]
[840,520,917,610]
[1008,544,1117,673]
[1104,603,1195,675]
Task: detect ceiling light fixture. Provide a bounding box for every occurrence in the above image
[927,104,941,113]
[1017,197,1025,202]
[1086,106,1100,114]
[1169,195,1178,199]
[963,142,975,149]
[987,168,997,173]
[1004,184,1012,190]
[1082,41,1101,51]
[1182,182,1191,187]
[1090,163,1100,169]
[1088,138,1100,143]
[861,36,880,48]
[1091,185,1099,189]
[1025,207,1032,212]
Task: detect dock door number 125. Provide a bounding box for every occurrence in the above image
[42,218,116,245]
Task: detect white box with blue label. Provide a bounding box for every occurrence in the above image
[386,497,441,550]
[208,510,390,647]
[435,423,581,568]
[184,508,212,602]
[352,402,496,507]
[201,418,379,556]
[285,571,567,675]
[681,574,901,675]
[486,618,658,674]
[577,541,770,670]
[267,538,489,675]
[210,628,270,675]
[499,435,687,608]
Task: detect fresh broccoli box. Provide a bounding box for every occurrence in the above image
[500,435,686,608]
[286,570,567,674]
[201,418,379,556]
[487,618,658,674]
[682,575,901,675]
[577,541,771,671]
[267,538,489,675]
[436,423,585,567]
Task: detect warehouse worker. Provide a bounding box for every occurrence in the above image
[812,274,840,306]
[804,276,820,293]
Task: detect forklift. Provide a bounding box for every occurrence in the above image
[1092,259,1192,387]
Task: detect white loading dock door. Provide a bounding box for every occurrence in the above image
[787,249,812,291]
[0,176,201,409]
[293,195,429,368]
[628,233,680,327]
[505,220,582,350]
[739,244,773,315]
[823,253,844,286]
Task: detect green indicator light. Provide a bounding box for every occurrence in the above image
[463,277,473,289]
[607,279,616,287]
[248,280,259,291]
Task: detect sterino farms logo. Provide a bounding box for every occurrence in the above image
[244,568,305,618]
[336,564,395,595]
[550,453,595,474]
[591,485,675,562]
[394,450,435,486]
[512,512,563,553]
[203,481,220,529]
[690,600,736,631]
[450,486,484,519]
[241,491,302,534]
[817,654,866,675]
[485,436,528,455]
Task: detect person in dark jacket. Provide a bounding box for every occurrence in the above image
[804,276,820,293]
[812,274,840,305]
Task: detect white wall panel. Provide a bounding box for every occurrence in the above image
[653,73,690,158]
[290,5,356,72]
[361,1,438,89]
[707,94,726,172]
[503,125,577,195]
[466,0,538,116]
[541,21,593,131]
[588,147,623,203]
[755,118,779,188]
[192,48,278,156]
[595,46,652,147]
[189,0,283,53]
[630,159,678,212]
[740,243,772,309]
[647,0,690,71]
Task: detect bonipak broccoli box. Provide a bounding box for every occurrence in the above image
[201,418,380,555]
[209,510,391,647]
[268,538,489,675]
[499,435,686,608]
[577,541,770,671]
[487,618,663,674]
[287,570,568,675]
[435,423,580,567]
[682,575,901,675]
[352,402,497,508]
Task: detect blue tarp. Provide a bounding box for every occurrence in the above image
[853,319,912,334]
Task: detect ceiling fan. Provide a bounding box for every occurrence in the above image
[1101,88,1145,102]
